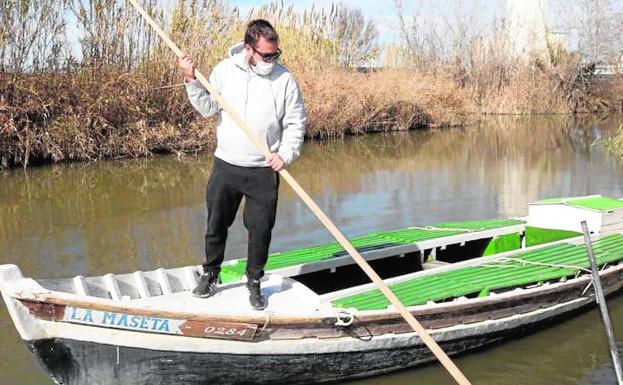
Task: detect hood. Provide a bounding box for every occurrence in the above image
[229,42,245,57]
[229,42,248,69]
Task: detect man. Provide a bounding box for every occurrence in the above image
[177,19,307,310]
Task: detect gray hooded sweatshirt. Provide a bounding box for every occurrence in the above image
[184,43,307,167]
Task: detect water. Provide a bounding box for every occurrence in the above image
[1,115,623,385]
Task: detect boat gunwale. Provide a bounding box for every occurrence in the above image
[10,257,623,326]
[10,265,623,350]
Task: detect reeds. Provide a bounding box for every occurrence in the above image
[604,121,623,157]
[1,0,621,168]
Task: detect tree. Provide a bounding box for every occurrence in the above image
[328,5,379,67]
[0,0,69,72]
[563,0,623,64]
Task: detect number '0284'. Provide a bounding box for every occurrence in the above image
[203,326,248,337]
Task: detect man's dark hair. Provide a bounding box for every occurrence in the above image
[244,19,279,46]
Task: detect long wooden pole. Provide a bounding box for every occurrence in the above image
[126,2,472,384]
[581,221,623,385]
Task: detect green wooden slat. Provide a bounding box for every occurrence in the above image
[344,234,623,308]
[339,254,571,309]
[435,218,524,230]
[334,243,580,308]
[341,253,580,309]
[333,234,623,310]
[347,237,623,309]
[535,196,623,211]
[566,196,623,211]
[483,233,521,256]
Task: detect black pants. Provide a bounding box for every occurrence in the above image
[203,158,279,280]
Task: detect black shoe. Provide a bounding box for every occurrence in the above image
[192,271,219,298]
[246,278,266,310]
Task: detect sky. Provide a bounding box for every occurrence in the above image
[226,0,502,45]
[159,0,506,46]
[237,0,401,43]
[62,0,618,65]
[158,0,602,48]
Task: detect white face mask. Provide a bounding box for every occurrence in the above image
[251,60,275,76]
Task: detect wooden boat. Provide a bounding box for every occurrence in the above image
[3,195,623,385]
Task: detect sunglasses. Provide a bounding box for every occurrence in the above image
[252,47,282,62]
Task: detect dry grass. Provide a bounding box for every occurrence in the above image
[468,57,623,115]
[473,66,572,114]
[604,119,623,157]
[577,76,623,113]
[0,71,214,168]
[300,68,468,138]
[0,66,470,167]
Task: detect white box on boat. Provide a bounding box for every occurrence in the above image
[528,195,623,235]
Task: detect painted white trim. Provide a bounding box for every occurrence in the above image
[184,267,199,289]
[132,272,150,299]
[4,259,623,355]
[73,275,87,296]
[0,230,612,323]
[33,295,593,355]
[156,268,171,295]
[104,274,121,301]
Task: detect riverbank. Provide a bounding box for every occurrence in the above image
[0,67,470,168]
[3,67,622,169]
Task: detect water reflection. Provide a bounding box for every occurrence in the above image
[0,114,623,385]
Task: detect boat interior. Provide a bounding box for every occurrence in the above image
[30,215,622,316]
